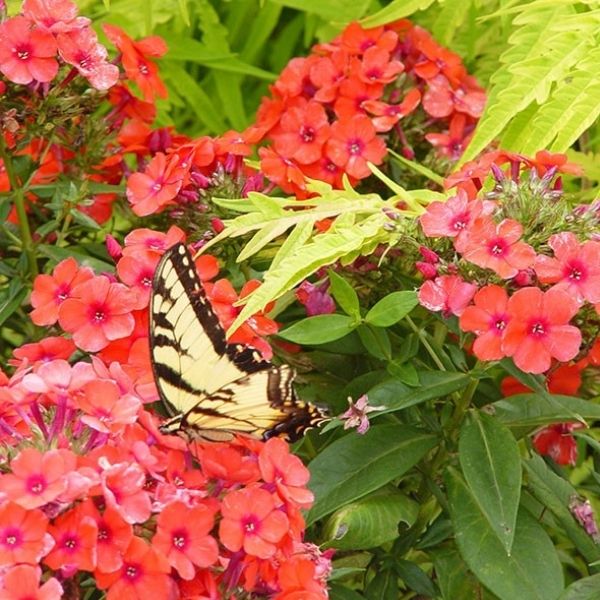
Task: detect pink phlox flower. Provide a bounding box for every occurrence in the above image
[23,0,90,33]
[534,232,600,304]
[340,394,383,434]
[419,190,494,241]
[57,27,119,90]
[457,217,537,279]
[99,458,152,524]
[418,275,477,317]
[0,16,58,85]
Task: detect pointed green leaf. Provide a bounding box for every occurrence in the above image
[360,0,438,27]
[357,325,391,361]
[269,0,371,20]
[323,491,418,550]
[365,291,418,327]
[447,468,564,600]
[558,574,600,600]
[328,270,360,318]
[308,424,437,524]
[279,314,357,345]
[459,411,521,555]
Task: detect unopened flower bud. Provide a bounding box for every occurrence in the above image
[513,269,534,287]
[419,245,439,263]
[105,234,122,261]
[211,218,225,234]
[416,261,438,279]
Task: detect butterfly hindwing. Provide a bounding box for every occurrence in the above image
[150,243,325,441]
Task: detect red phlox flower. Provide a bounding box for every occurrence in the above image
[426,113,468,160]
[339,22,398,55]
[302,156,346,188]
[421,186,486,239]
[0,564,62,600]
[418,274,477,318]
[99,458,152,524]
[351,46,403,85]
[58,276,137,352]
[502,286,582,373]
[273,56,318,100]
[219,486,289,559]
[199,443,260,485]
[77,379,141,434]
[0,448,73,509]
[259,438,314,508]
[411,27,465,86]
[326,114,387,179]
[452,85,486,118]
[30,257,94,326]
[152,501,218,580]
[533,150,583,177]
[363,87,421,132]
[11,337,76,368]
[458,217,536,279]
[0,16,58,85]
[534,232,600,304]
[533,422,582,466]
[259,147,307,195]
[126,153,184,216]
[164,450,206,491]
[103,24,168,102]
[215,130,253,158]
[57,27,119,90]
[107,84,157,124]
[422,75,454,118]
[245,96,286,143]
[334,78,384,121]
[178,570,221,600]
[22,0,89,33]
[95,536,175,600]
[43,504,98,573]
[0,502,52,566]
[309,51,349,103]
[274,555,329,600]
[122,225,186,259]
[272,100,330,165]
[116,252,160,309]
[459,285,509,361]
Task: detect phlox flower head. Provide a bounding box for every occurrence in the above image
[533,422,582,466]
[418,274,477,318]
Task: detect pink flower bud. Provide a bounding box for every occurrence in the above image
[105,235,122,261]
[416,261,438,279]
[513,269,534,287]
[210,218,225,234]
[418,246,439,263]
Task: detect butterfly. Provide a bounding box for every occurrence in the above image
[150,243,326,442]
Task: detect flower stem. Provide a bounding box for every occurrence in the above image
[0,135,38,278]
[406,315,446,371]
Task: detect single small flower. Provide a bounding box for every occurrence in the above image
[296,281,335,316]
[569,497,600,541]
[502,286,581,374]
[0,564,62,600]
[0,16,58,85]
[152,501,218,580]
[219,486,289,559]
[418,275,477,318]
[339,394,382,434]
[459,285,510,361]
[534,232,600,305]
[533,423,581,466]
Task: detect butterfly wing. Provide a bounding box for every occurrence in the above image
[150,243,325,441]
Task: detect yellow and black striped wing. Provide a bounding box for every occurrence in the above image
[150,243,324,441]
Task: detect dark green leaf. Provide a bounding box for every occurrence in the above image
[365,291,418,327]
[386,361,419,386]
[558,574,600,599]
[459,411,521,555]
[0,284,27,327]
[328,270,360,318]
[308,424,437,524]
[431,546,484,600]
[279,314,357,345]
[447,468,564,600]
[499,358,546,393]
[69,208,102,231]
[364,570,399,600]
[323,491,418,550]
[269,0,371,20]
[357,325,391,361]
[37,245,114,273]
[329,585,365,600]
[395,560,439,598]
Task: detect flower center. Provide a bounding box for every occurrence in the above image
[138,62,150,75]
[488,238,508,256]
[528,320,547,338]
[172,530,187,549]
[347,138,364,156]
[141,276,152,287]
[300,126,315,143]
[26,474,46,495]
[243,516,259,534]
[15,45,31,61]
[450,212,469,231]
[565,260,586,282]
[56,284,70,302]
[152,182,162,192]
[125,563,141,581]
[98,526,110,541]
[366,68,382,80]
[93,309,106,323]
[2,529,21,547]
[63,536,78,551]
[493,317,507,333]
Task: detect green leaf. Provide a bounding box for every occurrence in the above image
[279,314,357,345]
[69,208,102,231]
[328,270,360,318]
[524,455,600,566]
[357,325,391,361]
[329,585,365,600]
[0,284,27,327]
[447,468,564,600]
[360,0,438,27]
[386,361,419,386]
[365,291,418,327]
[388,148,444,185]
[431,546,484,600]
[558,575,600,600]
[459,411,522,555]
[269,0,371,21]
[365,570,399,600]
[307,424,437,524]
[37,245,113,273]
[323,491,418,550]
[493,394,600,431]
[395,560,439,598]
[369,371,472,414]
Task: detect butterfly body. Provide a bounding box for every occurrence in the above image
[150,243,325,442]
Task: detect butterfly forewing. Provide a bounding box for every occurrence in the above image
[150,243,326,440]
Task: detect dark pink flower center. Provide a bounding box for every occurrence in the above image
[528,319,548,339]
[1,527,22,548]
[564,259,586,283]
[366,68,382,80]
[171,528,188,550]
[77,52,92,70]
[90,303,108,324]
[138,61,150,75]
[488,237,508,257]
[26,474,46,496]
[98,525,111,542]
[55,284,71,302]
[141,275,153,288]
[14,44,32,61]
[347,138,364,156]
[450,211,469,231]
[60,534,79,553]
[243,515,260,535]
[300,125,315,143]
[360,40,375,52]
[492,315,508,334]
[124,562,142,581]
